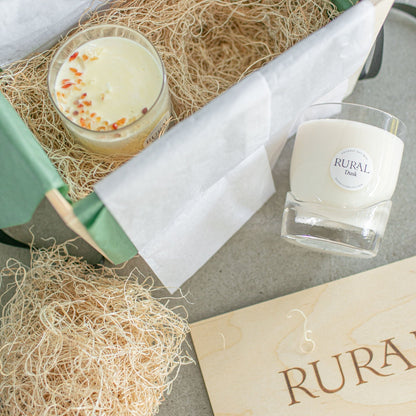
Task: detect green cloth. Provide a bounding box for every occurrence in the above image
[1,1,357,260]
[0,92,68,228]
[0,92,136,264]
[332,0,359,12]
[73,192,137,264]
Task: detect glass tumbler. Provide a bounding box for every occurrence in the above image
[48,25,171,156]
[281,102,406,258]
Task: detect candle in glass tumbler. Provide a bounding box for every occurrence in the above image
[290,119,404,209]
[281,103,406,258]
[49,25,171,156]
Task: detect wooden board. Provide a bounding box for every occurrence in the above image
[191,257,416,415]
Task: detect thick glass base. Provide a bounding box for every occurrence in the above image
[281,192,392,258]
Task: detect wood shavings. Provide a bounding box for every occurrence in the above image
[0,0,338,201]
[0,243,191,415]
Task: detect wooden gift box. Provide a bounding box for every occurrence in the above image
[0,0,393,285]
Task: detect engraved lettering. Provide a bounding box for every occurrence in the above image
[309,354,345,394]
[279,367,319,406]
[347,347,393,385]
[381,337,416,370]
[278,331,416,405]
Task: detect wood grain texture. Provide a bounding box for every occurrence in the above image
[191,257,416,415]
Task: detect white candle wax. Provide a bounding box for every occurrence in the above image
[55,37,162,131]
[281,104,405,257]
[49,27,170,155]
[290,119,404,209]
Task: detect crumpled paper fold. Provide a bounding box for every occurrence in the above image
[95,1,375,292]
[0,0,101,67]
[1,0,376,292]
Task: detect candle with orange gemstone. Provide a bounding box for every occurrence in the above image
[48,25,171,156]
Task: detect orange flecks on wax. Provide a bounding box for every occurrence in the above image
[69,51,79,62]
[54,37,163,132]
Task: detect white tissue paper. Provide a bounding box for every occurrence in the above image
[1,0,377,292]
[95,1,376,292]
[0,0,101,67]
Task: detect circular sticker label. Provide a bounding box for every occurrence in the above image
[330,147,373,191]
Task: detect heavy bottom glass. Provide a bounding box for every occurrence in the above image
[281,192,392,258]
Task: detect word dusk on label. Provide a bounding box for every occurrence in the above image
[330,147,373,190]
[191,257,416,416]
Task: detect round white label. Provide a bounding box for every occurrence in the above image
[330,147,373,191]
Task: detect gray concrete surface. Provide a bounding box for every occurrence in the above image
[1,6,415,415]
